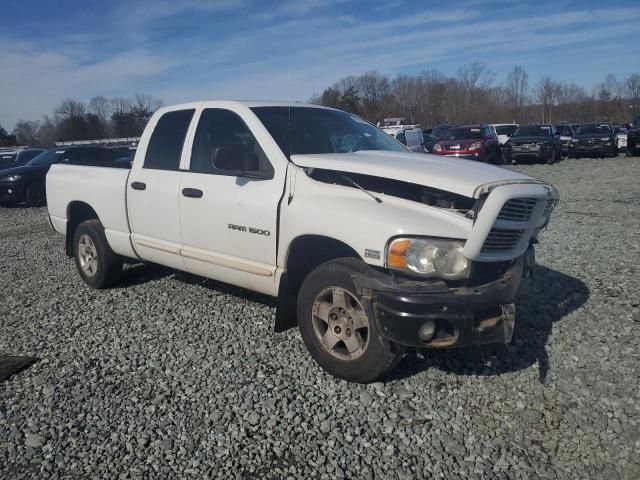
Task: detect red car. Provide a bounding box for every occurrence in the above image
[431,125,502,164]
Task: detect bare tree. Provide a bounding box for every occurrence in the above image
[54,99,86,119]
[535,77,562,123]
[13,120,41,146]
[625,73,640,118]
[88,96,112,138]
[457,61,494,104]
[505,66,529,118]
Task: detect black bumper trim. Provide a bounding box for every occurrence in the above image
[358,256,527,349]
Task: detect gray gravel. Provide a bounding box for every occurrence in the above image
[1,155,639,479]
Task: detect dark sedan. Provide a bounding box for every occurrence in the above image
[0,146,122,207]
[568,122,616,158]
[503,125,561,164]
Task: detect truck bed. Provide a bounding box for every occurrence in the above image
[47,164,134,258]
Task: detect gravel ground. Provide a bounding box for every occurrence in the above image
[1,155,639,479]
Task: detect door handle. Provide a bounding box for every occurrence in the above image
[182,188,203,198]
[131,181,146,191]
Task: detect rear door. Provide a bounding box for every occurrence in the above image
[127,109,195,270]
[178,107,281,295]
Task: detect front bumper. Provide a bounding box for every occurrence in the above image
[505,146,552,162]
[355,252,532,349]
[0,182,25,203]
[569,144,614,155]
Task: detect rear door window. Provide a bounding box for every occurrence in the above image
[144,109,195,170]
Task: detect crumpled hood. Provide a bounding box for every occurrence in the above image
[291,151,537,198]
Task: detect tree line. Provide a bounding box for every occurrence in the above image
[0,93,163,147]
[310,63,640,128]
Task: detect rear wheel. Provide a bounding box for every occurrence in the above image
[73,220,123,289]
[26,181,46,207]
[297,258,404,383]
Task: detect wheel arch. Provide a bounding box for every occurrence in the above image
[65,201,100,257]
[275,234,363,332]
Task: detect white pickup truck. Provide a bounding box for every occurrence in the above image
[47,101,558,382]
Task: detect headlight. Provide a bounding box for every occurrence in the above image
[1,175,21,182]
[387,237,470,279]
[571,138,578,143]
[469,142,482,151]
[432,144,442,152]
[602,138,611,145]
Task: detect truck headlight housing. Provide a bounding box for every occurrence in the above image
[387,237,470,279]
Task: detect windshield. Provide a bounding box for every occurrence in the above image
[251,106,407,156]
[614,127,627,134]
[576,123,612,135]
[495,125,518,136]
[27,149,65,165]
[513,125,552,137]
[442,127,483,140]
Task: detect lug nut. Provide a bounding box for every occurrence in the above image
[334,326,342,334]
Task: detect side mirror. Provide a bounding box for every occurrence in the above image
[213,143,267,178]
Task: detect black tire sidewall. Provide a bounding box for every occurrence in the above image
[26,181,45,207]
[73,220,122,289]
[297,258,402,383]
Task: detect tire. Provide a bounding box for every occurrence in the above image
[26,181,46,207]
[297,258,404,383]
[73,219,123,289]
[546,149,556,165]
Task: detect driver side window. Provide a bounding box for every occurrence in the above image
[190,108,274,177]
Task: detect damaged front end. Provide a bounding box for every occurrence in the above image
[352,250,534,349]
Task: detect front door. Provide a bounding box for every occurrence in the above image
[179,107,281,295]
[127,108,195,270]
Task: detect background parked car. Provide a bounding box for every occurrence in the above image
[431,125,502,163]
[0,146,122,207]
[503,124,561,164]
[422,124,458,152]
[379,118,425,152]
[627,116,640,156]
[568,122,616,158]
[553,124,575,157]
[0,148,47,170]
[489,123,519,145]
[613,126,627,152]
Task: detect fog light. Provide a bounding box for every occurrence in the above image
[7,189,12,194]
[418,321,436,342]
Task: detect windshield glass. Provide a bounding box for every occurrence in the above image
[576,123,611,135]
[553,125,573,136]
[495,125,518,136]
[513,125,552,137]
[252,106,407,156]
[442,127,483,140]
[27,149,64,165]
[614,127,627,134]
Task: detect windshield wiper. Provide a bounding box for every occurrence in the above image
[338,172,382,204]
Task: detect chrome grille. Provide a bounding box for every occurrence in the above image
[481,228,524,253]
[497,198,538,222]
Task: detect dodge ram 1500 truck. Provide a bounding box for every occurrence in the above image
[46,101,558,383]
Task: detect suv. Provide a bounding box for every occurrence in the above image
[431,125,502,163]
[569,122,616,158]
[490,124,519,146]
[504,125,561,164]
[423,124,458,153]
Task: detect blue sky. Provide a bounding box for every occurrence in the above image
[1,0,639,129]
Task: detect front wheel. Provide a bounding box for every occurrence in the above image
[297,258,404,383]
[26,181,46,207]
[73,220,123,289]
